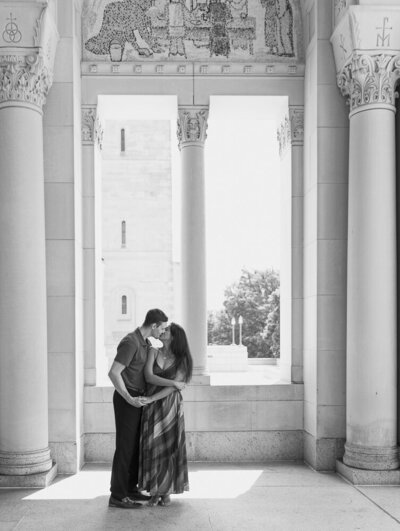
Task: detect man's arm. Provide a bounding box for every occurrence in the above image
[144,348,185,390]
[108,360,147,408]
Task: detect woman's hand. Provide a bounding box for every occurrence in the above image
[174,381,185,390]
[139,396,153,405]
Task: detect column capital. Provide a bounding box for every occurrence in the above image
[331,6,400,115]
[82,105,104,149]
[337,52,400,115]
[0,4,58,111]
[177,105,209,149]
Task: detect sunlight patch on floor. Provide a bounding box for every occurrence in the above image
[23,469,263,501]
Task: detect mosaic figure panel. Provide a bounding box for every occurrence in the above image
[82,0,301,62]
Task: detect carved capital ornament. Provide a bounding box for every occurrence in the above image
[0,54,52,110]
[177,106,209,149]
[338,53,400,115]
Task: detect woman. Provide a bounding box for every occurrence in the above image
[138,322,193,507]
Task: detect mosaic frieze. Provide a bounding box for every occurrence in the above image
[82,0,301,62]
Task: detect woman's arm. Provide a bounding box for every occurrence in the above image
[146,369,187,403]
[144,348,185,389]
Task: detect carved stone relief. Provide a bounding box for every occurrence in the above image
[177,106,209,148]
[2,13,22,44]
[82,0,301,63]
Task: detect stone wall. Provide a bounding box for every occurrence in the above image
[84,384,304,462]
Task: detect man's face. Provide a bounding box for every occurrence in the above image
[151,322,169,339]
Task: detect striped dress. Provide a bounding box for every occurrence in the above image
[138,359,189,495]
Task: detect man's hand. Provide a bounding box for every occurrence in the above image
[126,396,148,408]
[173,381,185,390]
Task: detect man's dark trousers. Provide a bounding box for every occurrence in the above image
[110,389,142,500]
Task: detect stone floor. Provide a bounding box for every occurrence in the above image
[1,462,400,530]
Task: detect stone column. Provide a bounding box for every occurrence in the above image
[0,4,58,485]
[177,106,209,379]
[337,53,400,470]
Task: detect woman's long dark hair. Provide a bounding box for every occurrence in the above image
[169,322,193,383]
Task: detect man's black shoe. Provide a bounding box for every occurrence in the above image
[108,495,143,509]
[128,490,151,501]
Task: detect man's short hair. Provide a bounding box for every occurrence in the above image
[143,309,168,327]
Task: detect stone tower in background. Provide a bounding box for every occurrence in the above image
[101,120,174,365]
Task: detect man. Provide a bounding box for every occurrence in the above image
[108,308,182,509]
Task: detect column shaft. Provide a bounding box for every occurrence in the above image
[180,144,207,374]
[344,107,398,470]
[178,106,209,378]
[0,106,52,474]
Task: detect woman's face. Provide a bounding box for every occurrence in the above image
[160,326,171,343]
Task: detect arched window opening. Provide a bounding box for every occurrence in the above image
[121,220,126,247]
[121,295,127,315]
[121,128,125,152]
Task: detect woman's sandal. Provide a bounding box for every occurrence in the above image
[147,495,160,507]
[159,494,171,507]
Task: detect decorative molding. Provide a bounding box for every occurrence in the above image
[177,106,209,149]
[277,114,291,157]
[337,53,400,114]
[0,54,52,110]
[81,60,306,77]
[289,106,304,145]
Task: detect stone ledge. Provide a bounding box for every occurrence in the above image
[0,463,57,488]
[84,383,304,403]
[336,459,400,485]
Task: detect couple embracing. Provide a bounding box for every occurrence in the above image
[108,308,192,509]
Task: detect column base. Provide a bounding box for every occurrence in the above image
[337,459,400,485]
[0,447,53,475]
[0,463,57,488]
[343,442,399,470]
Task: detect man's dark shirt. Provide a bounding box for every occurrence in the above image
[114,328,148,391]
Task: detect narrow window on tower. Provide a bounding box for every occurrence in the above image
[121,128,125,153]
[121,295,127,315]
[121,220,126,248]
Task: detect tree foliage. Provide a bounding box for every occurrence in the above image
[207,268,280,358]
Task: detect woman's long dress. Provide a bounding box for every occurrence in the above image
[138,359,189,495]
